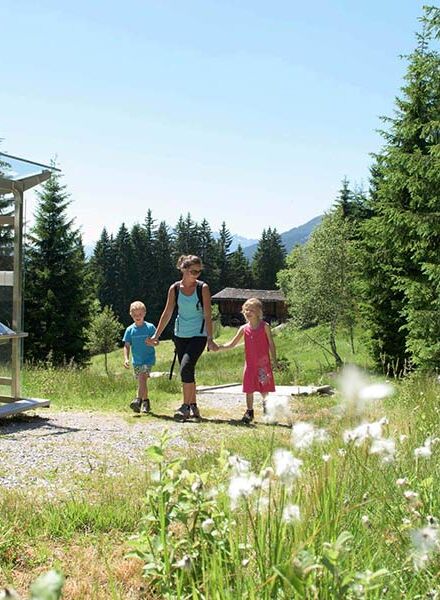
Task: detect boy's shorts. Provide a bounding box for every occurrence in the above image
[133,364,152,378]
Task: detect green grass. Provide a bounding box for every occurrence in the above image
[1,325,439,598]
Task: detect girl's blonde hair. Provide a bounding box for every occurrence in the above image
[176,254,203,270]
[129,301,146,314]
[242,298,263,320]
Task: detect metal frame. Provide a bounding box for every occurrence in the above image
[0,154,60,414]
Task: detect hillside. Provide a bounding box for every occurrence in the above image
[243,214,323,259]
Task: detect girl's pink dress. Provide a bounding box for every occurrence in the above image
[242,321,275,394]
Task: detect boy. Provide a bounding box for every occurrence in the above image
[123,301,156,414]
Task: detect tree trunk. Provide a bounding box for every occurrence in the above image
[329,327,343,368]
[104,352,109,376]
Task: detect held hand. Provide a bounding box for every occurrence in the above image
[208,339,219,352]
[124,359,130,369]
[146,336,159,346]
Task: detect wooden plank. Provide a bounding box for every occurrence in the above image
[0,216,14,226]
[0,397,50,417]
[0,377,12,386]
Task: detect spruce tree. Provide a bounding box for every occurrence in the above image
[154,221,177,337]
[362,7,440,370]
[252,227,286,289]
[229,244,254,289]
[112,223,135,327]
[90,228,116,309]
[217,221,233,289]
[24,174,91,365]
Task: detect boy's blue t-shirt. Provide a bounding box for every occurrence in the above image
[123,321,156,366]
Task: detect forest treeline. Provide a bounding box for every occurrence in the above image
[1,6,439,374]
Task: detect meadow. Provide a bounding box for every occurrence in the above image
[0,325,439,599]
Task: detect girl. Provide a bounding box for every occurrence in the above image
[147,255,217,421]
[218,297,277,423]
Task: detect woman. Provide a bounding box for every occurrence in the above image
[148,255,217,420]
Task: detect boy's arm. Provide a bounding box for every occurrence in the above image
[265,323,277,367]
[123,342,131,368]
[218,326,244,351]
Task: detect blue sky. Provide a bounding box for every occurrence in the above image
[1,0,427,245]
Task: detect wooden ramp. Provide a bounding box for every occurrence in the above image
[197,384,333,396]
[0,398,50,418]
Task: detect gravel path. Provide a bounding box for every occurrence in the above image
[0,393,284,496]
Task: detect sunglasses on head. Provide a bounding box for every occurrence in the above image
[189,268,202,275]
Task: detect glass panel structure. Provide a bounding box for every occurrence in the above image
[0,152,59,413]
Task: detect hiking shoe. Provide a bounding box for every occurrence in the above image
[190,403,201,419]
[241,409,254,424]
[174,404,191,421]
[130,398,142,413]
[141,399,151,414]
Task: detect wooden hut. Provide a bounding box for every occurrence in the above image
[211,288,287,326]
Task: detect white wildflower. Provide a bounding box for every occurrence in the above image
[343,420,384,446]
[410,526,440,570]
[201,518,215,533]
[273,449,303,486]
[260,466,274,480]
[359,384,394,402]
[174,555,192,570]
[399,434,408,443]
[338,448,347,457]
[241,558,250,567]
[228,474,262,509]
[191,479,203,493]
[228,455,251,475]
[361,515,371,528]
[404,490,419,504]
[370,438,396,463]
[414,446,432,459]
[264,396,291,423]
[291,422,328,451]
[322,454,331,462]
[282,504,301,524]
[396,477,409,487]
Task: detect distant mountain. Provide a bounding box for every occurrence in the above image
[243,215,323,260]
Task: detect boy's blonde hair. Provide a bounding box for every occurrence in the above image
[129,301,146,314]
[242,298,263,319]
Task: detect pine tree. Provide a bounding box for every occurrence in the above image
[252,227,286,289]
[229,244,254,289]
[173,213,199,260]
[217,221,233,289]
[24,174,91,365]
[90,228,115,309]
[361,7,440,371]
[196,218,220,292]
[112,223,135,327]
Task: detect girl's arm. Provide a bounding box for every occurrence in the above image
[123,342,131,368]
[201,283,217,351]
[218,326,245,351]
[148,284,176,344]
[265,323,277,367]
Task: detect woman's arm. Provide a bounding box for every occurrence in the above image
[218,326,244,350]
[265,322,277,366]
[148,284,176,343]
[202,283,217,351]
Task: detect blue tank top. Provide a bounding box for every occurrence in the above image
[174,288,206,338]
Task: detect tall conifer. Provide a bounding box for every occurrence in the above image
[24,174,90,365]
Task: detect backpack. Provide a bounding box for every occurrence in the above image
[169,280,205,379]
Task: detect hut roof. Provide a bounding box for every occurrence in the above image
[211,288,285,301]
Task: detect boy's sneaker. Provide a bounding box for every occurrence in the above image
[141,399,151,414]
[174,404,191,421]
[190,403,201,419]
[130,398,142,413]
[241,409,254,424]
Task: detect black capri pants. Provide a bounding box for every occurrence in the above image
[174,336,207,384]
